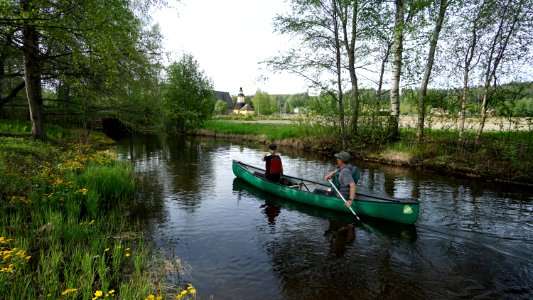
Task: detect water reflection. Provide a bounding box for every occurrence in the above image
[115,135,533,300]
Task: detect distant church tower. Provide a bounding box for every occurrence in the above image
[235,87,245,110]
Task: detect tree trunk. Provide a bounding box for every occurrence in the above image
[22,0,46,140]
[332,0,345,146]
[377,42,392,98]
[337,0,360,136]
[389,0,404,141]
[459,25,478,142]
[416,0,448,142]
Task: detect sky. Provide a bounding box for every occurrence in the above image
[152,0,309,96]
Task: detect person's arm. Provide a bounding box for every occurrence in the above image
[324,170,337,180]
[345,182,356,207]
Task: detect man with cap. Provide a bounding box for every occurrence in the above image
[325,151,357,208]
[262,143,283,182]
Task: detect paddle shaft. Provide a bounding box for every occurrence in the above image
[328,179,361,221]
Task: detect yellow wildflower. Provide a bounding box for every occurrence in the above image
[0,237,12,244]
[61,288,78,296]
[77,188,89,195]
[94,290,103,297]
[145,295,155,300]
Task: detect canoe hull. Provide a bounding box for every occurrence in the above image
[232,160,419,224]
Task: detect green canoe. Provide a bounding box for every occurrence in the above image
[232,160,420,225]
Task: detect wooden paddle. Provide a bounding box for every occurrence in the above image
[328,179,361,222]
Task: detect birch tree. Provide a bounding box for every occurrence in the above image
[452,0,487,141]
[475,0,531,140]
[416,0,448,141]
[389,0,405,140]
[266,0,348,141]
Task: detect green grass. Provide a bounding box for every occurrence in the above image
[0,126,194,299]
[0,119,72,141]
[203,119,322,140]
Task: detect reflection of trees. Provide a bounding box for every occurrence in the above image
[166,138,202,193]
[115,135,169,233]
[115,135,222,227]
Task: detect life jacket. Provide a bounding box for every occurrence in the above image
[267,155,283,175]
[332,164,360,187]
[331,165,360,199]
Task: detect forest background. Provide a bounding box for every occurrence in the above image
[1,0,532,183]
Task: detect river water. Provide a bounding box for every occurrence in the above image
[116,135,533,300]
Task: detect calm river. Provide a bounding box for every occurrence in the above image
[116,135,532,300]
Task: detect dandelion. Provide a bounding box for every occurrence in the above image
[0,263,14,272]
[61,288,78,296]
[77,188,89,195]
[92,289,105,300]
[145,295,155,300]
[0,236,12,244]
[187,284,197,295]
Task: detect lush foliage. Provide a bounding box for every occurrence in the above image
[214,100,229,115]
[162,54,215,134]
[251,90,277,115]
[0,0,165,139]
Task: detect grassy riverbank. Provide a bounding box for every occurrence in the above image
[199,119,532,185]
[0,121,195,299]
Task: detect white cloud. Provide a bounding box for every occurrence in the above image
[152,0,309,95]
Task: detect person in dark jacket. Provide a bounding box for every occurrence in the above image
[262,143,283,182]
